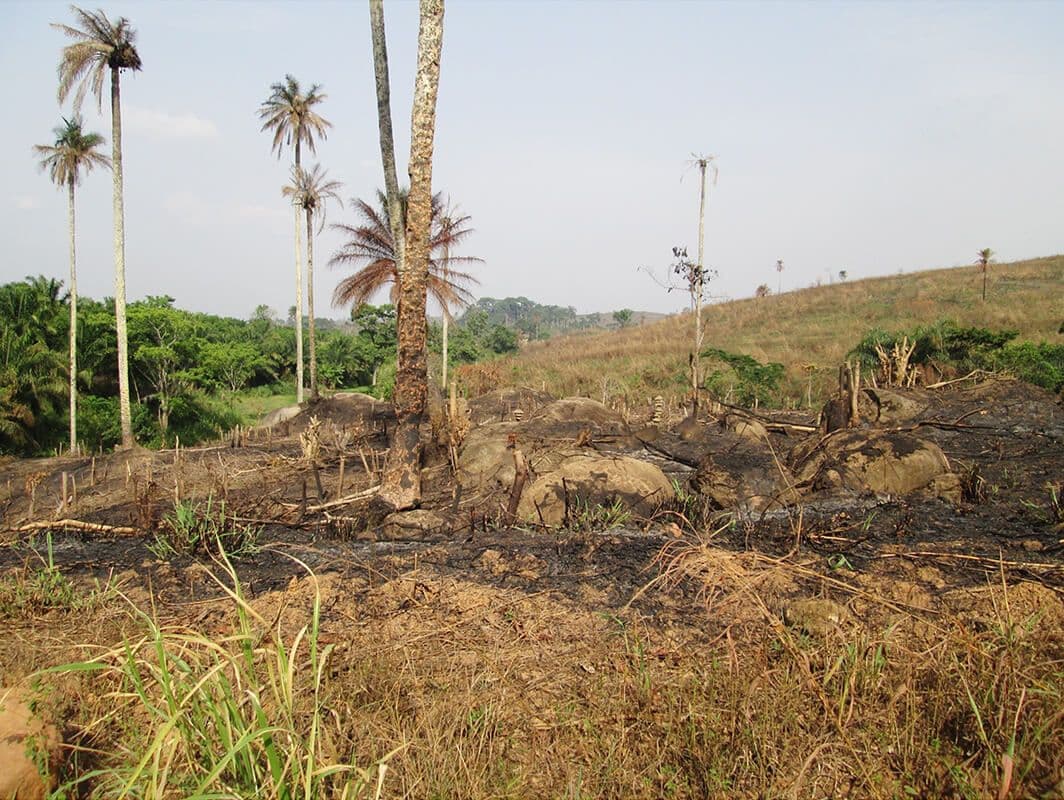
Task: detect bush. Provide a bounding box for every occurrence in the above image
[849,320,1062,392]
[701,347,785,408]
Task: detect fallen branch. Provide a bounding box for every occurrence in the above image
[278,485,380,513]
[3,519,139,536]
[924,369,998,389]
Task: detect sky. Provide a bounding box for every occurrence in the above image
[3,0,1063,321]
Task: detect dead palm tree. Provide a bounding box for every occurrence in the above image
[331,190,479,314]
[259,75,331,404]
[976,248,994,302]
[34,115,110,454]
[54,5,142,449]
[283,164,343,401]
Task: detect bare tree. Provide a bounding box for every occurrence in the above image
[688,153,717,413]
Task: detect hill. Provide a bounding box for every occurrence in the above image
[472,255,1064,406]
[458,296,667,339]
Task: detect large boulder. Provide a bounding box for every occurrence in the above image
[457,397,635,495]
[690,434,801,513]
[516,455,674,527]
[259,404,302,429]
[457,422,522,493]
[791,429,961,502]
[0,688,61,800]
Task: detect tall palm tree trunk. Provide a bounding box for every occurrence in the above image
[306,206,318,400]
[441,226,450,387]
[112,66,133,448]
[369,0,406,272]
[379,0,444,511]
[293,201,304,404]
[67,177,78,455]
[441,307,449,387]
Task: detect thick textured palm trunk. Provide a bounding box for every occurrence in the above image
[306,207,318,400]
[112,66,134,448]
[378,0,445,510]
[67,178,78,454]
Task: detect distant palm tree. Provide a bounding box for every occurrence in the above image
[282,164,343,400]
[259,76,332,404]
[976,248,994,302]
[331,190,480,313]
[54,6,142,449]
[34,116,111,454]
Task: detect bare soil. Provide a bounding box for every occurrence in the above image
[1,377,1062,798]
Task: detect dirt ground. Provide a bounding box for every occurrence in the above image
[1,377,1062,798]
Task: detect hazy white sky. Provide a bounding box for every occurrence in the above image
[3,0,1063,320]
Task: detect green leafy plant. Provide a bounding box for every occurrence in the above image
[0,532,83,616]
[700,347,785,408]
[566,496,632,532]
[151,496,260,559]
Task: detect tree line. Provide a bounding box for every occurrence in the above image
[0,278,517,456]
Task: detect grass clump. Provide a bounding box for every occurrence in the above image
[151,495,260,559]
[0,532,100,617]
[46,552,392,799]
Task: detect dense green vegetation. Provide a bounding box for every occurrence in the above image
[850,320,1064,393]
[0,277,519,456]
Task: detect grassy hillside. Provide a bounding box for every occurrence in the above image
[468,255,1064,407]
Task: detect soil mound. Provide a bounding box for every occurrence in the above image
[466,386,554,425]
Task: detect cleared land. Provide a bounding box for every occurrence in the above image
[476,255,1063,405]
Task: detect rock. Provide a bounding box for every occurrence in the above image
[866,388,926,424]
[0,688,61,800]
[723,414,769,442]
[792,430,958,501]
[517,455,674,527]
[691,450,801,514]
[783,599,847,637]
[456,422,522,493]
[259,404,302,428]
[688,432,801,513]
[522,397,630,440]
[378,509,452,541]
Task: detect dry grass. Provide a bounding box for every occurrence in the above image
[477,255,1064,408]
[16,545,1062,800]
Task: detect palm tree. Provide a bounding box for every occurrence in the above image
[33,116,110,454]
[331,190,479,314]
[54,6,142,449]
[282,164,343,401]
[367,0,445,511]
[259,75,332,405]
[976,248,994,302]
